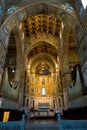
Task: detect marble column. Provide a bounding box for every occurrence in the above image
[75,23,87,92]
[0,64,3,95]
[0,41,6,96]
[59,27,72,108]
[14,28,25,108]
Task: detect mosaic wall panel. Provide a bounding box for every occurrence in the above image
[29,74,58,97]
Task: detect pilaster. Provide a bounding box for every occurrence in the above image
[0,41,6,96]
[75,18,87,92]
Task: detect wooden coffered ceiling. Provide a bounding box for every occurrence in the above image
[22,14,61,37]
[28,44,58,59]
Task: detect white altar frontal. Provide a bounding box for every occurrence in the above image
[38,103,50,116]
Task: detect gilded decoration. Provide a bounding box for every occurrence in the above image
[34,74,57,97]
[28,62,58,97]
[0,0,85,108]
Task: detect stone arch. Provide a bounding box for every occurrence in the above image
[0,2,84,104]
[30,53,57,73]
[25,40,59,59]
[32,60,54,74]
[0,2,83,50]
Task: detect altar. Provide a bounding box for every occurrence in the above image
[38,103,49,116]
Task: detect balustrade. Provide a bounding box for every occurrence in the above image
[0,114,25,130]
[57,113,87,130]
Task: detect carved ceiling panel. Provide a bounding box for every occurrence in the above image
[28,44,58,59]
[22,14,61,38]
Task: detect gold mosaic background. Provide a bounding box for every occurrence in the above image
[29,74,57,97]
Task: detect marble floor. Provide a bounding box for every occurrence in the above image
[26,118,57,124]
[26,111,57,125]
[25,111,58,130]
[25,109,58,128]
[29,110,54,117]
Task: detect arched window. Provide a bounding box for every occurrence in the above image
[81,0,87,9]
[42,87,46,96]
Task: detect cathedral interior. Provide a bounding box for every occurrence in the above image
[0,0,87,125]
